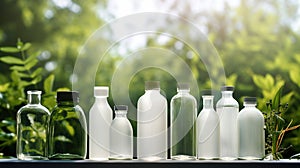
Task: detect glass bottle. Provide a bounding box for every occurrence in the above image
[170,83,197,160]
[137,81,167,161]
[48,91,87,160]
[89,86,112,160]
[197,90,220,159]
[109,105,133,160]
[16,90,50,160]
[216,86,239,160]
[238,97,265,160]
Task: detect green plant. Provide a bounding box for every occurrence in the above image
[264,87,300,160]
[0,39,57,156]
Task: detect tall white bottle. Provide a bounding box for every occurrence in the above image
[89,86,113,160]
[216,86,239,160]
[197,90,220,159]
[137,81,167,160]
[238,97,265,160]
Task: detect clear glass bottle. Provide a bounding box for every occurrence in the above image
[197,90,220,160]
[137,81,167,161]
[216,86,239,160]
[109,105,133,160]
[170,83,197,160]
[89,86,112,160]
[238,97,265,160]
[48,91,87,160]
[16,90,50,160]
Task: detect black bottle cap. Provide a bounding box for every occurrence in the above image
[244,97,257,103]
[56,91,79,103]
[221,86,234,91]
[114,105,128,111]
[201,89,214,96]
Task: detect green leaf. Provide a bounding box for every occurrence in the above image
[21,43,31,51]
[0,47,20,53]
[54,136,72,143]
[44,74,55,93]
[289,69,300,88]
[0,83,10,92]
[17,72,31,78]
[272,86,283,110]
[25,53,37,64]
[25,59,38,70]
[11,71,20,83]
[0,56,24,65]
[31,68,43,78]
[30,76,42,85]
[10,65,27,71]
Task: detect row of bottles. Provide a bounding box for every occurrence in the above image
[16,82,264,161]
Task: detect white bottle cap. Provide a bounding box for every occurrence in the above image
[94,86,109,97]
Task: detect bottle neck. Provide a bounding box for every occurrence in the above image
[202,96,214,109]
[244,103,257,108]
[57,101,78,106]
[145,88,160,92]
[177,90,190,94]
[221,91,233,98]
[115,110,127,118]
[28,93,41,104]
[95,96,108,102]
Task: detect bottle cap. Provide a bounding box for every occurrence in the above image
[221,86,234,91]
[27,90,42,95]
[201,89,213,96]
[94,86,109,97]
[57,91,79,103]
[145,81,160,90]
[177,83,190,91]
[244,97,257,103]
[114,105,128,111]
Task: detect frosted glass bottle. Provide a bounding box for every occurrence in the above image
[137,81,167,160]
[48,91,87,160]
[197,90,220,159]
[109,105,133,160]
[16,90,50,160]
[216,86,239,160]
[238,97,265,160]
[171,83,197,160]
[89,86,112,160]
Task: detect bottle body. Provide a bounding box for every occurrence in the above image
[238,98,265,160]
[48,92,87,160]
[197,95,220,159]
[89,87,112,160]
[137,82,167,160]
[109,106,133,160]
[216,87,239,160]
[171,87,197,160]
[17,91,50,160]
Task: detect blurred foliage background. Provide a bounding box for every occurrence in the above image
[0,0,300,158]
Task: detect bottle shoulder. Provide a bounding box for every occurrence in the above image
[17,104,50,115]
[171,93,197,102]
[138,91,167,103]
[238,107,264,119]
[216,97,239,107]
[111,118,133,130]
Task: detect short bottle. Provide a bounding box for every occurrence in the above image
[238,97,265,160]
[48,91,87,160]
[109,105,133,160]
[216,86,239,160]
[89,86,113,160]
[170,83,197,160]
[137,81,167,160]
[16,90,50,160]
[197,90,220,159]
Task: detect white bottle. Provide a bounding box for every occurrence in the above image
[109,105,133,160]
[216,86,239,160]
[238,97,265,160]
[137,81,167,160]
[197,90,220,159]
[89,86,113,160]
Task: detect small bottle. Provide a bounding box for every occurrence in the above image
[16,90,50,160]
[48,91,87,160]
[238,97,265,160]
[170,83,197,160]
[216,86,239,160]
[137,81,167,160]
[197,90,220,160]
[89,86,113,160]
[109,105,133,160]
